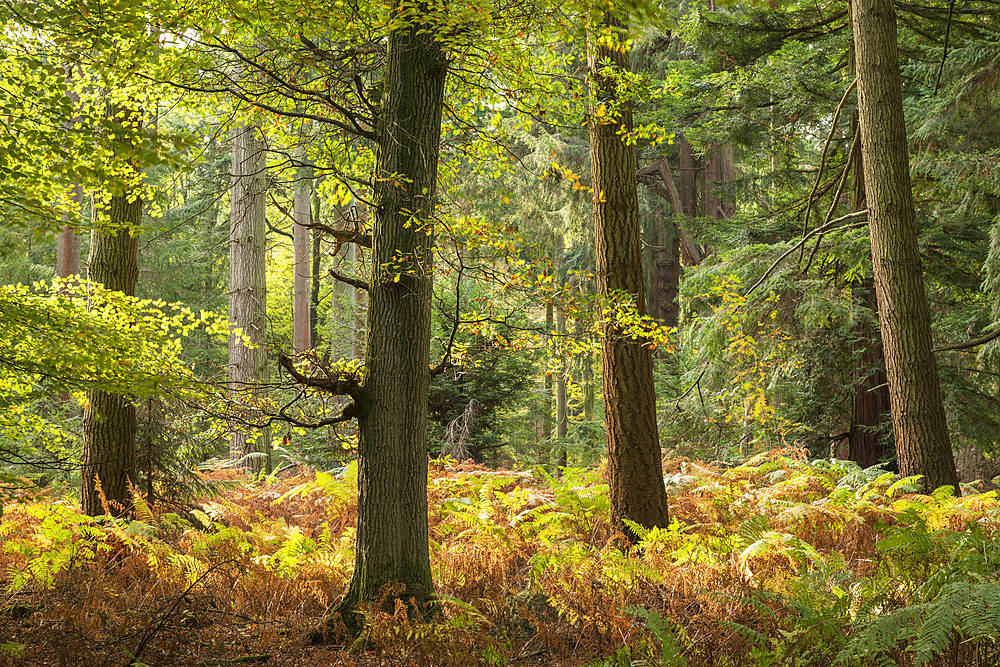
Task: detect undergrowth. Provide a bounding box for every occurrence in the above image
[2,449,1000,665]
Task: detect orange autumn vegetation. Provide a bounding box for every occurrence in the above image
[2,448,1000,666]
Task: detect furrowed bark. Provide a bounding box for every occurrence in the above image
[589,14,669,539]
[850,0,958,490]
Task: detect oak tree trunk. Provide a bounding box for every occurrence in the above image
[228,124,271,472]
[850,0,958,490]
[332,15,447,630]
[589,15,669,538]
[81,109,141,516]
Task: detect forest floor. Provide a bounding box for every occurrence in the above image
[2,449,999,666]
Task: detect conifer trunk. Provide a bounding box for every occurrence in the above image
[293,169,312,353]
[332,14,446,629]
[850,0,958,490]
[555,302,568,467]
[310,192,322,349]
[648,206,680,331]
[228,124,270,472]
[81,110,141,516]
[678,138,698,218]
[846,110,892,467]
[589,15,669,538]
[542,300,554,442]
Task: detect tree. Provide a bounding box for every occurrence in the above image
[228,122,271,473]
[80,105,142,517]
[849,0,958,489]
[293,165,312,353]
[588,13,670,538]
[286,8,448,634]
[55,186,83,280]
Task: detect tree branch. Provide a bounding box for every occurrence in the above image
[744,210,869,296]
[329,269,369,291]
[278,354,362,402]
[934,326,1000,353]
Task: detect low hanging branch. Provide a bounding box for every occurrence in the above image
[278,354,363,403]
[933,326,1000,353]
[744,209,869,296]
[329,268,369,291]
[798,78,858,258]
[268,193,373,248]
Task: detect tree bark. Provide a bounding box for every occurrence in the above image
[678,137,699,218]
[228,123,271,473]
[846,109,892,468]
[555,301,568,468]
[589,15,669,539]
[542,300,554,442]
[648,205,680,331]
[56,185,83,279]
[81,110,141,517]
[850,0,958,490]
[331,14,447,630]
[310,191,322,350]
[350,202,367,360]
[293,168,312,353]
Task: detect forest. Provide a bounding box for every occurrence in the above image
[2,0,1000,664]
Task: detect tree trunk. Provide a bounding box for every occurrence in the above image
[850,0,958,490]
[678,137,698,218]
[648,205,680,331]
[293,169,312,353]
[56,185,83,279]
[555,302,568,467]
[310,191,322,350]
[542,300,554,442]
[228,123,270,473]
[331,15,446,630]
[589,15,669,538]
[703,143,736,220]
[350,200,367,361]
[846,109,892,468]
[81,109,141,517]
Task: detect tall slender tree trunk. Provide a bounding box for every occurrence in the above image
[310,190,322,350]
[293,168,312,353]
[228,124,270,473]
[56,185,83,279]
[542,300,555,442]
[648,205,680,331]
[850,0,958,490]
[81,109,141,517]
[330,14,447,631]
[555,304,568,468]
[589,15,669,538]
